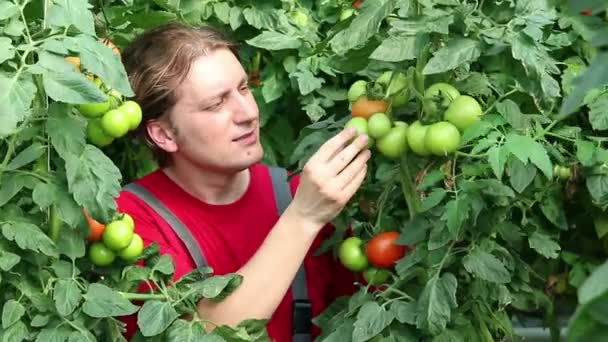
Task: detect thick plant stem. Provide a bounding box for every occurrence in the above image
[119,292,166,301]
[399,153,420,219]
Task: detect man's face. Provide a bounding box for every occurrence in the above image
[160,48,263,172]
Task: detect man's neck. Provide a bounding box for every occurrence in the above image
[162,160,251,205]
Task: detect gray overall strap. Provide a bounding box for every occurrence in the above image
[122,183,208,269]
[268,167,312,342]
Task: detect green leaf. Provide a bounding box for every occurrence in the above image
[54,279,82,316]
[441,198,468,235]
[329,0,397,55]
[2,300,25,329]
[0,250,20,271]
[261,70,285,103]
[0,73,36,138]
[496,100,528,131]
[0,2,19,20]
[5,143,45,171]
[504,133,553,179]
[1,221,58,257]
[229,7,244,30]
[507,158,537,193]
[65,145,122,223]
[57,228,86,260]
[0,173,32,206]
[242,7,277,29]
[423,38,481,75]
[150,254,175,276]
[193,274,243,301]
[47,103,86,160]
[461,120,493,144]
[165,319,222,342]
[82,283,139,318]
[463,248,511,284]
[52,260,75,278]
[576,139,597,167]
[588,91,608,130]
[416,272,458,335]
[419,189,447,212]
[293,69,325,96]
[487,146,508,180]
[578,260,608,305]
[0,37,15,65]
[69,34,134,97]
[391,301,417,325]
[34,325,73,342]
[42,68,107,104]
[67,330,96,342]
[352,302,394,342]
[528,231,560,259]
[137,300,179,337]
[2,321,28,342]
[47,0,95,35]
[561,51,608,115]
[586,174,608,207]
[540,191,568,230]
[370,34,426,62]
[474,179,516,198]
[213,2,231,23]
[396,243,427,277]
[246,31,301,50]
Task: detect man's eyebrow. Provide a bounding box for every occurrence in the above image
[199,76,250,106]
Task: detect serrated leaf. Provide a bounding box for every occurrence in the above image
[561,51,608,115]
[0,37,15,65]
[417,169,444,190]
[47,103,86,159]
[578,260,608,305]
[352,302,394,342]
[2,300,25,329]
[504,133,553,179]
[540,191,568,230]
[441,198,468,235]
[461,120,493,144]
[151,254,175,275]
[193,274,243,301]
[528,231,560,259]
[587,174,608,207]
[67,330,96,342]
[57,228,86,260]
[487,146,508,180]
[1,222,58,257]
[420,189,447,212]
[463,248,511,284]
[242,7,277,29]
[52,260,74,278]
[82,283,139,318]
[31,315,50,328]
[0,2,19,20]
[47,0,95,35]
[576,139,597,167]
[35,325,73,342]
[473,179,515,198]
[507,157,537,193]
[416,273,458,335]
[137,300,179,337]
[213,2,231,24]
[165,319,222,342]
[246,31,301,50]
[229,7,244,30]
[65,145,122,223]
[69,34,134,97]
[5,143,45,171]
[0,73,36,138]
[0,250,20,271]
[42,68,107,104]
[423,38,481,75]
[261,71,285,103]
[293,69,325,96]
[588,91,608,130]
[2,320,28,342]
[329,0,396,55]
[391,301,417,325]
[54,279,82,316]
[496,100,528,130]
[370,34,425,62]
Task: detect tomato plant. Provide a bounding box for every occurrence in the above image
[338,237,369,272]
[351,97,389,120]
[443,95,483,131]
[365,231,407,268]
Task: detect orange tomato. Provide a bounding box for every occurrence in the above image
[83,208,106,241]
[351,97,389,120]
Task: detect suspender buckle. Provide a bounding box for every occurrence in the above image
[292,299,312,334]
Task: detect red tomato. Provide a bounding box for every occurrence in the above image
[365,231,407,268]
[353,0,362,9]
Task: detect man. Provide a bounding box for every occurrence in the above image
[116,22,371,340]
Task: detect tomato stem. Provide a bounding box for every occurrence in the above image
[399,154,420,219]
[119,291,167,301]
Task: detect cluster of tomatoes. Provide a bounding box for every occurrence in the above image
[345,71,484,160]
[84,209,144,267]
[338,231,409,285]
[65,38,143,148]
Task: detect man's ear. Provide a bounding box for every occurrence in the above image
[146,120,179,153]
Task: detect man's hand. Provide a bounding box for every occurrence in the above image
[291,128,371,229]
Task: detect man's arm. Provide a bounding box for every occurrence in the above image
[197,128,370,327]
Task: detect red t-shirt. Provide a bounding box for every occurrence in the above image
[116,163,356,341]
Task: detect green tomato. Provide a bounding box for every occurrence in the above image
[424,121,461,156]
[376,71,408,96]
[78,99,110,118]
[120,213,135,231]
[367,113,392,139]
[101,109,130,138]
[345,116,368,136]
[423,82,460,117]
[363,267,391,285]
[390,89,409,108]
[102,220,134,251]
[444,95,483,131]
[86,119,114,147]
[554,165,572,180]
[89,242,116,266]
[290,9,310,27]
[407,121,431,157]
[118,233,144,261]
[340,8,356,21]
[376,123,408,159]
[283,56,298,74]
[118,101,143,130]
[348,80,368,103]
[338,237,369,272]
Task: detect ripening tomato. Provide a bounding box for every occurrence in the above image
[352,97,389,120]
[83,208,105,241]
[365,231,407,268]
